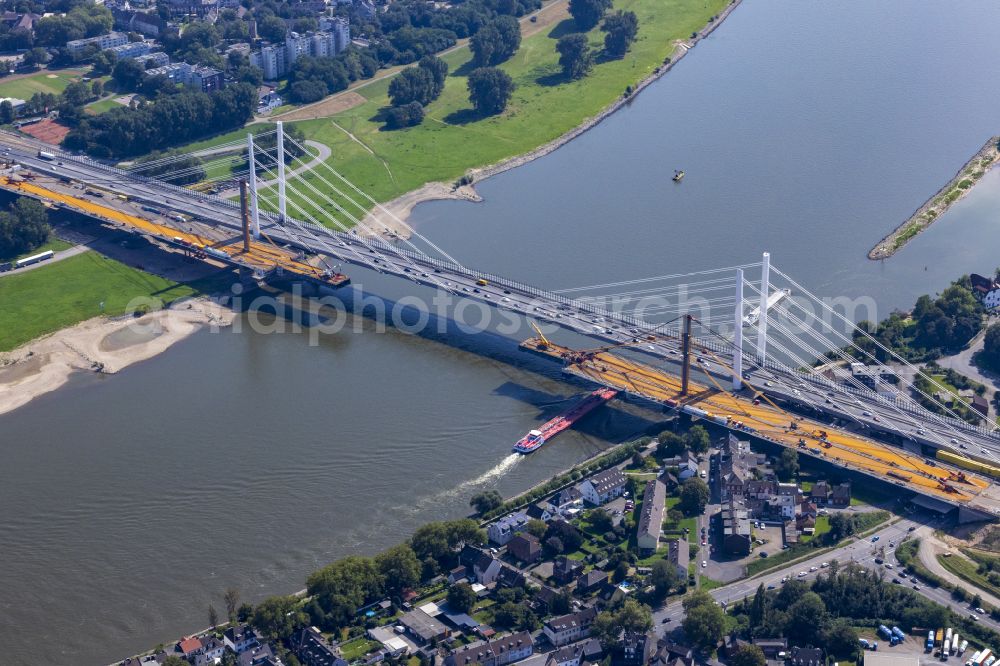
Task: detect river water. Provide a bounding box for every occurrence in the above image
[7,1,1000,664]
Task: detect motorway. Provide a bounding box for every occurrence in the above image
[653,516,1000,635]
[2,134,1000,503]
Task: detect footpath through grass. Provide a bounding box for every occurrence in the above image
[284,0,728,216]
[0,252,204,351]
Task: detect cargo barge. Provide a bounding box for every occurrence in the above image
[513,388,618,453]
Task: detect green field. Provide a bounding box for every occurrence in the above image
[0,68,87,101]
[282,0,728,220]
[85,97,125,115]
[0,252,205,351]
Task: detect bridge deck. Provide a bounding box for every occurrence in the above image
[0,176,348,286]
[521,338,993,505]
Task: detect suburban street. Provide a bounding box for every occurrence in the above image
[652,515,1000,635]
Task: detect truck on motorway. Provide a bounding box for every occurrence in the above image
[0,260,11,272]
[15,249,53,268]
[37,150,54,160]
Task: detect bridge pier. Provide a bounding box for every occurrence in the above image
[756,251,770,363]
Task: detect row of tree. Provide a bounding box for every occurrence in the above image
[63,82,258,158]
[0,198,50,260]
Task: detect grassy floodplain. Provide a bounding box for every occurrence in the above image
[287,0,730,213]
[0,252,202,351]
[187,0,731,220]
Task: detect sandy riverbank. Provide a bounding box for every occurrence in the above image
[364,0,744,240]
[0,297,235,417]
[870,136,1000,259]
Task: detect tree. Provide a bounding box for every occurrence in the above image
[650,559,680,596]
[22,47,49,69]
[237,602,254,622]
[545,535,565,555]
[466,66,514,115]
[526,519,547,539]
[568,0,612,30]
[827,513,855,541]
[590,508,614,532]
[470,489,504,514]
[678,478,710,516]
[748,583,767,631]
[163,657,190,666]
[447,582,478,613]
[657,431,686,457]
[682,590,725,650]
[683,426,710,454]
[258,15,287,43]
[602,11,638,57]
[730,645,766,666]
[289,79,328,104]
[91,79,104,98]
[973,593,983,609]
[208,604,219,628]
[776,448,799,482]
[0,100,13,125]
[224,588,240,622]
[556,34,592,80]
[981,322,1000,371]
[785,592,826,645]
[251,595,308,641]
[470,15,521,67]
[592,599,653,647]
[0,198,50,259]
[376,544,422,596]
[823,619,859,660]
[410,519,485,570]
[112,58,146,91]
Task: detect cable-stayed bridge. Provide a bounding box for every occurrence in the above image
[3,126,1000,519]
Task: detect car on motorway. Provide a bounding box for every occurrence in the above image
[759,551,768,558]
[913,584,920,591]
[976,607,986,614]
[821,562,829,568]
[970,614,979,621]
[702,561,707,568]
[809,566,818,572]
[767,584,776,590]
[871,535,880,542]
[892,578,900,584]
[908,526,916,532]
[797,571,806,577]
[661,617,671,624]
[884,563,893,569]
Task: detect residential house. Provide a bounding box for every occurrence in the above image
[720,499,752,556]
[809,482,831,506]
[552,556,583,585]
[473,553,503,585]
[525,503,552,522]
[752,638,788,659]
[250,20,350,79]
[293,626,347,666]
[636,479,666,554]
[798,501,818,518]
[178,636,205,660]
[238,643,284,666]
[611,632,656,666]
[550,487,583,510]
[649,640,694,666]
[678,456,699,481]
[575,569,608,596]
[66,31,128,57]
[543,607,598,647]
[546,638,603,666]
[746,480,777,501]
[666,537,689,579]
[109,40,153,60]
[489,512,529,545]
[448,565,470,584]
[134,51,170,68]
[111,8,168,37]
[459,545,486,569]
[971,273,1000,309]
[507,533,541,564]
[444,631,534,666]
[830,482,851,508]
[659,470,680,492]
[789,647,823,666]
[400,609,450,644]
[224,624,259,654]
[496,565,526,589]
[199,636,226,662]
[578,468,627,505]
[795,514,815,534]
